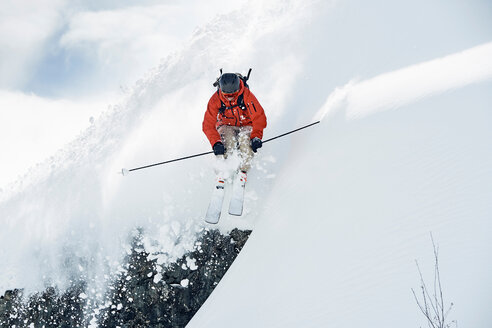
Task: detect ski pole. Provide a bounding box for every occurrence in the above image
[262,120,320,144]
[121,120,320,175]
[121,150,213,175]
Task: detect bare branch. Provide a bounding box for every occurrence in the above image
[416,260,440,321]
[431,234,446,326]
[412,287,437,328]
[412,233,454,328]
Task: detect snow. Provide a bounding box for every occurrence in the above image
[186,257,198,271]
[316,42,492,122]
[180,279,190,288]
[189,74,492,328]
[153,273,163,284]
[0,0,491,327]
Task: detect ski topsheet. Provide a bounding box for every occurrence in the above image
[204,171,247,223]
[228,171,246,216]
[204,177,226,224]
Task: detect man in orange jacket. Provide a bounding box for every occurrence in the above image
[202,72,267,176]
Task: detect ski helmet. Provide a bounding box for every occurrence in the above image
[218,73,240,94]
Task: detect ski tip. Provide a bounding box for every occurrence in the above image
[121,168,130,176]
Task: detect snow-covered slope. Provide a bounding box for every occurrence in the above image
[187,49,492,328]
[1,0,491,327]
[185,1,492,328]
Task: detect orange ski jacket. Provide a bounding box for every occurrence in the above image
[202,80,267,147]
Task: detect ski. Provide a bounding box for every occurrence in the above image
[228,171,247,216]
[205,177,226,224]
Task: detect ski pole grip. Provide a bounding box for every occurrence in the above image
[213,68,224,87]
[246,68,252,81]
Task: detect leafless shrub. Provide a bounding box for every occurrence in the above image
[412,234,457,328]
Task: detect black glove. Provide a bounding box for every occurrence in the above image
[250,137,262,153]
[213,141,225,155]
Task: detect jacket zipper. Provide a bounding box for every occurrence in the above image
[246,102,253,116]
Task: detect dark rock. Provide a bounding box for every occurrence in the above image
[0,228,251,328]
[0,284,87,328]
[99,228,251,328]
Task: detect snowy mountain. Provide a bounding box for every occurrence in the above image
[1,0,492,327]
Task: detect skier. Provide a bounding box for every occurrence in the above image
[202,72,267,177]
[202,72,267,221]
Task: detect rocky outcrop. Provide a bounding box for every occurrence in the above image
[0,228,251,328]
[0,285,87,327]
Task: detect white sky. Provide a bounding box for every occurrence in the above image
[0,0,247,189]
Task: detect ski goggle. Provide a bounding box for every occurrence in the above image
[221,90,239,99]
